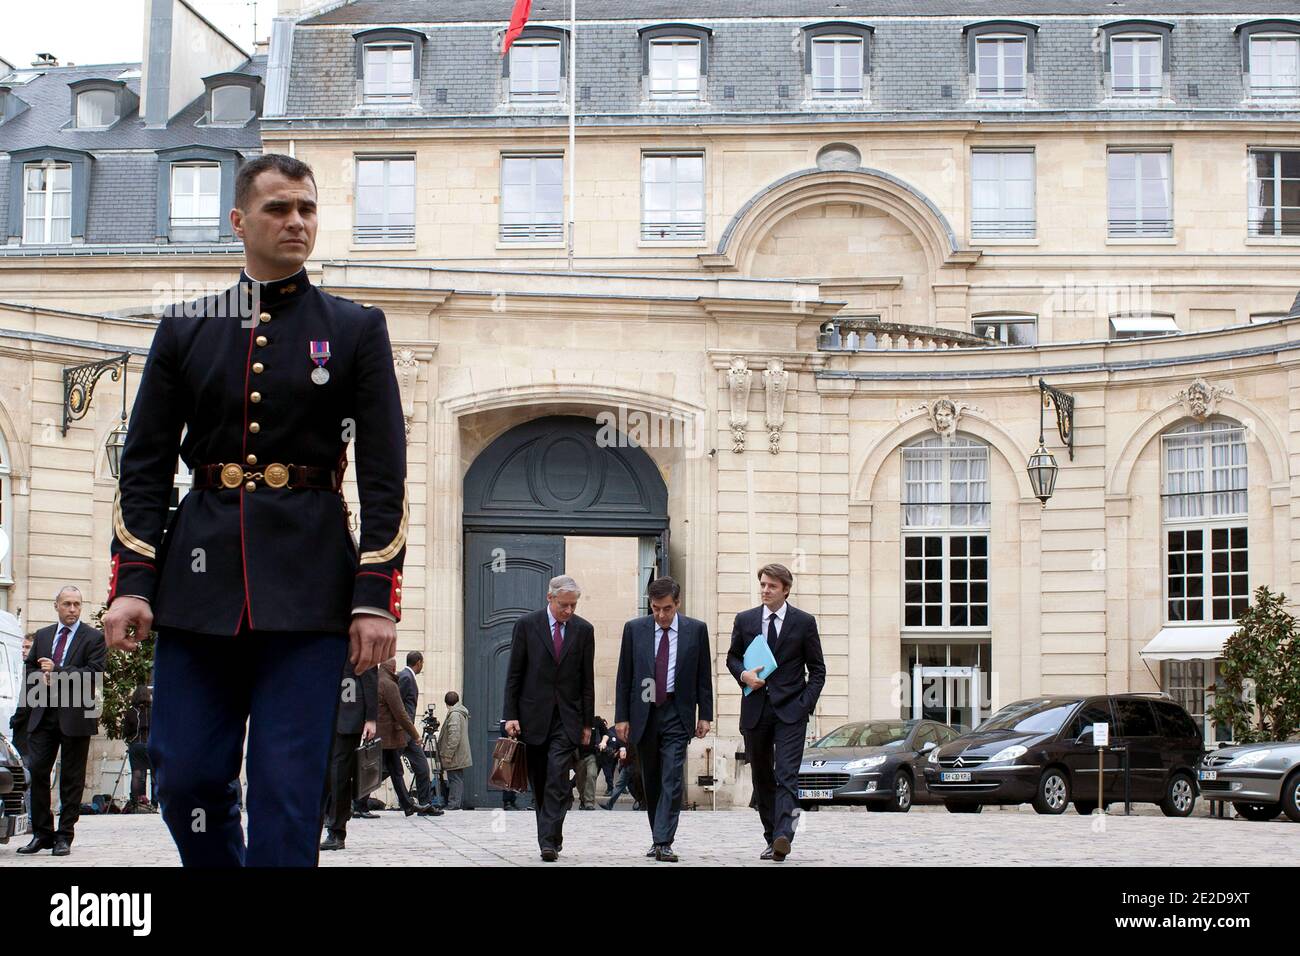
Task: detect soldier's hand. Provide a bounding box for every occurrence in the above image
[349,613,396,674]
[104,597,152,653]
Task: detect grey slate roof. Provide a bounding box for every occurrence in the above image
[1289,290,1300,319]
[303,1,1300,24]
[279,11,1300,122]
[0,56,266,250]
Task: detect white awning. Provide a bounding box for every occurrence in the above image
[1139,625,1237,661]
[1111,315,1179,334]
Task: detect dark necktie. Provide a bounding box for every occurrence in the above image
[655,626,670,704]
[767,612,779,651]
[52,626,71,667]
[551,620,563,661]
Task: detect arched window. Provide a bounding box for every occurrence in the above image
[901,435,990,629]
[1161,419,1248,623]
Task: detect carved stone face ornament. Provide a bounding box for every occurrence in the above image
[1173,378,1232,423]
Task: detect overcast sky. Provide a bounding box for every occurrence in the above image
[1,0,263,68]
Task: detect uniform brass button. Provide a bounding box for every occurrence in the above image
[249,422,260,434]
[252,363,264,374]
[256,335,268,347]
[246,454,258,466]
[250,391,262,403]
[244,480,257,492]
[259,312,271,323]
[283,284,297,294]
[393,602,401,611]
[394,587,402,596]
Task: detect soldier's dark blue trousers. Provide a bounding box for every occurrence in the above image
[149,626,348,866]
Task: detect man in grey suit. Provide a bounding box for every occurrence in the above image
[614,577,713,863]
[18,586,106,857]
[397,650,437,809]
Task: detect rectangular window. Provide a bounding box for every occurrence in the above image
[353,156,416,244]
[1163,660,1207,741]
[811,37,863,98]
[641,153,704,241]
[904,535,989,629]
[971,150,1035,238]
[649,39,701,99]
[23,162,72,244]
[1163,422,1247,520]
[1166,527,1247,622]
[975,36,1026,96]
[1110,314,1179,338]
[169,163,221,242]
[1248,149,1300,237]
[972,315,1038,345]
[1249,36,1300,96]
[500,154,563,242]
[1111,35,1162,94]
[363,43,415,103]
[1108,150,1172,237]
[510,40,562,101]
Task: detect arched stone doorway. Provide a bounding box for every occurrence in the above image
[460,415,668,807]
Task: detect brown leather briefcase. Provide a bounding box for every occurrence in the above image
[487,735,529,792]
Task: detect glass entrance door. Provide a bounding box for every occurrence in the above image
[904,641,992,733]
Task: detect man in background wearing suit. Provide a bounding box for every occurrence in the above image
[397,650,434,807]
[321,662,378,851]
[614,577,713,863]
[503,575,595,862]
[18,586,107,856]
[726,563,825,863]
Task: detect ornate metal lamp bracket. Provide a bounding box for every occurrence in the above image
[1039,378,1074,461]
[63,353,129,436]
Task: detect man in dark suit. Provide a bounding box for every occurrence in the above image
[503,575,595,862]
[320,662,378,851]
[614,577,713,862]
[397,650,434,807]
[102,154,407,867]
[18,586,106,856]
[726,563,825,863]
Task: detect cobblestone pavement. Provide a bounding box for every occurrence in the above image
[2,803,1294,867]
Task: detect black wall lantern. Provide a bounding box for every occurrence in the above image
[1028,378,1074,505]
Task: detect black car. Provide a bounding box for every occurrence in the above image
[797,719,961,812]
[923,694,1205,816]
[0,730,27,844]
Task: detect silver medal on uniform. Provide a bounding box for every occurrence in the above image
[309,340,331,385]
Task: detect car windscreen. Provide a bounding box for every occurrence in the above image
[975,699,1081,735]
[813,722,915,748]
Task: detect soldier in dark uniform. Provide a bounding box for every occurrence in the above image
[102,154,408,867]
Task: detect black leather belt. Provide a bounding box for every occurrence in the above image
[192,463,341,492]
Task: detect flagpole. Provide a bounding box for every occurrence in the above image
[567,0,576,271]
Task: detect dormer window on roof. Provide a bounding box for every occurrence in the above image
[802,22,873,100]
[353,27,425,106]
[639,24,712,101]
[1235,20,1300,97]
[202,72,264,125]
[505,26,568,102]
[68,78,137,130]
[1101,20,1174,98]
[964,21,1038,99]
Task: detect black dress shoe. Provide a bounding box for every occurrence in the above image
[759,845,774,860]
[646,844,657,858]
[418,805,444,816]
[52,839,71,857]
[352,810,379,820]
[654,845,679,863]
[320,834,345,851]
[771,835,791,862]
[16,837,54,855]
[540,847,558,862]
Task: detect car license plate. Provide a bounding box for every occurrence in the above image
[941,771,972,783]
[1199,770,1217,781]
[15,815,27,835]
[798,789,834,800]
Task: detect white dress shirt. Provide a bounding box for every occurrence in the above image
[763,603,787,642]
[53,619,81,665]
[653,613,679,694]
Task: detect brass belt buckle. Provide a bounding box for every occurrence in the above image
[263,463,290,489]
[219,463,244,489]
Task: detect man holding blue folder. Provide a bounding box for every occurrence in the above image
[726,563,825,862]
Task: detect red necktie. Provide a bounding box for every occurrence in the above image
[52,626,70,667]
[552,620,563,661]
[655,627,670,704]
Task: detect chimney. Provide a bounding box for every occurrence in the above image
[140,0,250,127]
[32,53,59,67]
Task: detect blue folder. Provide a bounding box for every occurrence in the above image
[742,634,778,697]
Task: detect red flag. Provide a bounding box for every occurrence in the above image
[502,0,533,56]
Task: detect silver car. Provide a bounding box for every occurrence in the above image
[1198,740,1300,822]
[797,719,961,812]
